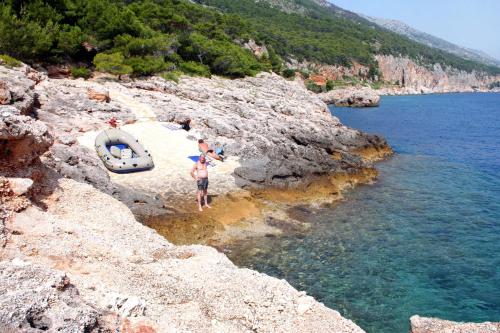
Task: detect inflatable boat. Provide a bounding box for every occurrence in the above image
[95,128,154,173]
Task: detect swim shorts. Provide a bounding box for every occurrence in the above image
[197,178,209,191]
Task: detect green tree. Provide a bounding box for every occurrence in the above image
[93,52,133,79]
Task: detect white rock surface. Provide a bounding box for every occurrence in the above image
[7,177,33,196]
[2,178,365,332]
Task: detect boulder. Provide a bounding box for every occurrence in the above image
[410,315,500,333]
[0,260,112,332]
[243,39,268,58]
[318,87,380,107]
[0,105,53,168]
[87,87,111,103]
[7,177,33,196]
[0,65,38,114]
[103,292,146,318]
[47,64,71,79]
[0,81,11,105]
[44,143,112,192]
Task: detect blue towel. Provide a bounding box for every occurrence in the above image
[188,155,215,167]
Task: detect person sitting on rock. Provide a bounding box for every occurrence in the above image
[198,139,224,161]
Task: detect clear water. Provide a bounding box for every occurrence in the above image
[227,93,500,333]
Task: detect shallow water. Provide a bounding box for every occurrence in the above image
[227,93,500,332]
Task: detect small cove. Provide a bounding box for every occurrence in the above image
[225,93,500,332]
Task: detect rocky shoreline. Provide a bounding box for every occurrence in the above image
[1,62,498,332]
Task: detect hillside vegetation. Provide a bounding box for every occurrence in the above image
[196,0,500,75]
[0,0,498,79]
[0,0,276,78]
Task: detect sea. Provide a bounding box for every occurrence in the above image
[226,93,500,332]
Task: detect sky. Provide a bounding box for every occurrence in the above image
[330,0,500,60]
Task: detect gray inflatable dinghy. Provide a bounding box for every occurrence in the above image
[95,128,154,173]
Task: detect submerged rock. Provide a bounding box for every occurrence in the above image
[410,315,500,333]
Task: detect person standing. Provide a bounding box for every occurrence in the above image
[190,154,211,212]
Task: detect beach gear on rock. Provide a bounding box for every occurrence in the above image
[95,128,154,173]
[162,123,181,131]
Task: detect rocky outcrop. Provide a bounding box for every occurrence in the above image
[318,87,380,107]
[0,62,387,332]
[0,260,108,332]
[376,54,500,93]
[121,73,389,187]
[243,39,269,58]
[410,315,500,333]
[0,105,53,169]
[34,78,135,138]
[2,178,366,332]
[0,64,38,114]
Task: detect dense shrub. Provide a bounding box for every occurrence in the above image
[305,80,324,93]
[124,56,167,75]
[282,68,296,78]
[71,66,92,79]
[93,52,133,78]
[179,61,211,77]
[160,70,182,83]
[325,79,334,91]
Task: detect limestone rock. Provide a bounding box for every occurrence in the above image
[243,39,269,58]
[1,178,366,333]
[0,65,38,114]
[0,260,107,332]
[318,87,381,107]
[33,78,135,138]
[124,73,389,187]
[0,105,53,168]
[410,315,500,333]
[0,81,11,105]
[87,87,111,103]
[7,177,33,196]
[376,54,500,93]
[47,64,71,79]
[103,292,146,318]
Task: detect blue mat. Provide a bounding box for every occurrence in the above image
[188,155,200,163]
[188,155,215,167]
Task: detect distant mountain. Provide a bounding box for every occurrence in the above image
[361,15,500,68]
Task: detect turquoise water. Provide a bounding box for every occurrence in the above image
[227,93,500,332]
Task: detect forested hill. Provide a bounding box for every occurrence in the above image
[0,0,277,78]
[0,0,499,79]
[195,0,500,75]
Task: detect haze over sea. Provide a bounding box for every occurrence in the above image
[228,93,500,332]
